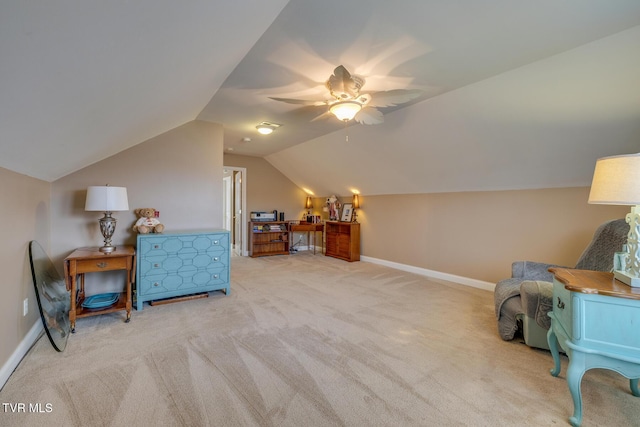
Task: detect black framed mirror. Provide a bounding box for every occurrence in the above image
[28,240,70,352]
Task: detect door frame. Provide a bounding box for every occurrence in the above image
[223,166,248,256]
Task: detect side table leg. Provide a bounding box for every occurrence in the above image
[566,352,586,427]
[631,378,639,397]
[548,327,561,377]
[125,266,132,323]
[70,274,77,333]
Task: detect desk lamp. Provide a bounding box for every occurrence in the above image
[352,194,360,223]
[305,196,313,220]
[588,153,640,287]
[85,185,129,253]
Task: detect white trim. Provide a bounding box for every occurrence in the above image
[223,166,248,257]
[361,255,495,292]
[0,321,43,390]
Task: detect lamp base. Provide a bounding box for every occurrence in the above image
[98,212,117,254]
[614,270,640,287]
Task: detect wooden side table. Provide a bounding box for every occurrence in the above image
[64,245,135,332]
[289,222,324,254]
[547,268,640,426]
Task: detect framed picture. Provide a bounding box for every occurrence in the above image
[340,203,353,222]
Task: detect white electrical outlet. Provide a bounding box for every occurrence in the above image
[23,298,28,316]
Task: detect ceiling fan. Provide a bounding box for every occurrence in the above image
[269,65,423,125]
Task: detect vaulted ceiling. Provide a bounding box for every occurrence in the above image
[2,1,640,197]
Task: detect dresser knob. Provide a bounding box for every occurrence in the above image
[213,257,219,262]
[153,282,159,287]
[96,262,108,268]
[557,297,565,310]
[154,245,160,249]
[154,263,159,267]
[213,240,219,244]
[213,274,219,279]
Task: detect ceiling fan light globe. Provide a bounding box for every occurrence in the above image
[329,101,362,122]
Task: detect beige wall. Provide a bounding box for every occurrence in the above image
[224,153,309,221]
[1,146,631,381]
[354,187,628,283]
[0,167,51,372]
[51,120,224,292]
[220,158,628,284]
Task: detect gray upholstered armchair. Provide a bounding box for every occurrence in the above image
[494,218,629,349]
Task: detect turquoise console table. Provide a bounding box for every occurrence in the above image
[547,268,640,427]
[136,230,230,311]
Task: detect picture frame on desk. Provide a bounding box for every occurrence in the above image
[340,203,353,222]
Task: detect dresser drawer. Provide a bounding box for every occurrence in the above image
[139,267,228,294]
[193,233,228,251]
[138,273,181,295]
[553,279,573,338]
[192,267,228,286]
[193,253,228,268]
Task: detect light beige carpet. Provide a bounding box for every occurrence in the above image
[1,253,638,426]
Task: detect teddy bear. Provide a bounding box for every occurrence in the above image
[132,208,165,234]
[325,195,341,221]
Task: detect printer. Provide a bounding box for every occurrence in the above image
[250,211,276,222]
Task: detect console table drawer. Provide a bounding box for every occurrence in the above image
[580,295,640,352]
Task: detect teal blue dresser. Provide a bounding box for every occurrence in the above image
[547,268,640,427]
[135,230,230,311]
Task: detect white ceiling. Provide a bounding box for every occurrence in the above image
[0,0,289,181]
[2,1,640,197]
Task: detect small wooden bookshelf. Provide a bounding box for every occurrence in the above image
[249,221,290,257]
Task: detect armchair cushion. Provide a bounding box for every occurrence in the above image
[494,264,559,340]
[520,280,553,330]
[511,261,564,281]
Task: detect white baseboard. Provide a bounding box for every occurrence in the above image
[361,255,495,292]
[0,320,43,391]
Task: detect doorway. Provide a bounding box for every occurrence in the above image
[223,167,247,256]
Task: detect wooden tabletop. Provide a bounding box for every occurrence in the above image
[289,223,324,231]
[550,268,640,300]
[65,245,135,260]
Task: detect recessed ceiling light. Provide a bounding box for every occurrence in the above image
[256,121,282,135]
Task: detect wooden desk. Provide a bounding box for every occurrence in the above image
[289,223,324,254]
[64,246,135,332]
[547,268,640,427]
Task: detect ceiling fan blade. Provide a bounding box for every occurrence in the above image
[327,65,363,99]
[269,97,327,106]
[366,89,423,108]
[310,110,333,122]
[354,107,384,125]
[327,65,351,92]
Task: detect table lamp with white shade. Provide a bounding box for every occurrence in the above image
[85,185,129,253]
[588,153,640,287]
